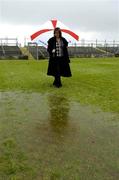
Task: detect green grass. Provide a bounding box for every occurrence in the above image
[0,58,119,113]
[0,58,119,180]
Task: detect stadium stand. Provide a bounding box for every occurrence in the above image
[0,46,4,56]
[27,46,115,59]
[0,45,28,60]
[115,48,119,57]
[3,46,22,56]
[68,46,111,58]
[0,38,28,60]
[0,44,116,59]
[28,45,48,60]
[97,47,119,54]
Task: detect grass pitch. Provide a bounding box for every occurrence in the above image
[0,58,119,179]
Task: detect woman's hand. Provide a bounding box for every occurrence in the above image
[52,49,55,53]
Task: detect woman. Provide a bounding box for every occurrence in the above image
[47,27,72,88]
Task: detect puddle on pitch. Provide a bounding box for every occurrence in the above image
[0,91,119,178]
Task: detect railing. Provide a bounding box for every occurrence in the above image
[0,38,119,48]
[69,40,119,47]
[0,38,19,46]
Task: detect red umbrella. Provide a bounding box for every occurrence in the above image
[31,19,79,44]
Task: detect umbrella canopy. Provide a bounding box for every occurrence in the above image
[30,19,79,46]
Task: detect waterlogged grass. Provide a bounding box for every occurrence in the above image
[0,138,35,179]
[0,91,119,179]
[0,58,119,112]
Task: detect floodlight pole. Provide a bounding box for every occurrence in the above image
[36,43,38,60]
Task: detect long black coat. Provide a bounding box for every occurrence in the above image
[47,37,72,77]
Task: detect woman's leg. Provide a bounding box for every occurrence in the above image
[53,58,62,87]
[53,75,62,87]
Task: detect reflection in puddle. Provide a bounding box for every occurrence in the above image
[48,94,70,136]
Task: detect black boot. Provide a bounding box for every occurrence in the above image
[53,76,62,88]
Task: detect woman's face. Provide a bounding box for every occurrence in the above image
[54,30,60,38]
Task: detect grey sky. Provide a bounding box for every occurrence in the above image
[0,0,119,40]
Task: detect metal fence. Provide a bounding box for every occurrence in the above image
[69,39,119,47]
[0,38,119,47]
[0,38,19,46]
